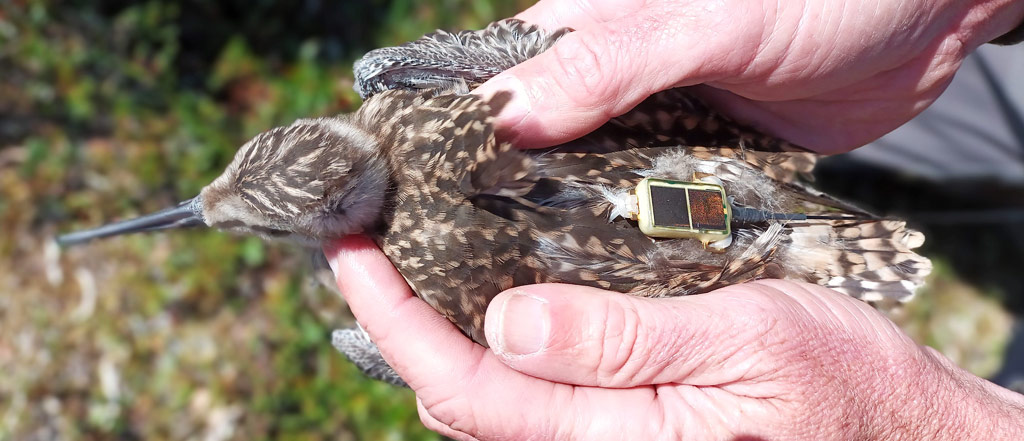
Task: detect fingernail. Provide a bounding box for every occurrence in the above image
[477,75,531,128]
[324,250,340,274]
[497,292,550,356]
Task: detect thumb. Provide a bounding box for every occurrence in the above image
[474,8,765,148]
[473,19,668,148]
[482,281,895,388]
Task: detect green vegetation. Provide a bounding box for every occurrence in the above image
[0,1,1014,440]
[0,1,532,439]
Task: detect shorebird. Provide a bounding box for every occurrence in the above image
[60,20,931,385]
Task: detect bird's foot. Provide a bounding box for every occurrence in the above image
[331,326,408,387]
[353,19,567,99]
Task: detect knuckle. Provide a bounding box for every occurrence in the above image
[420,392,482,437]
[593,298,648,384]
[417,409,449,434]
[546,31,624,113]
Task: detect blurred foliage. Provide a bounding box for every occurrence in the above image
[893,260,1014,379]
[0,0,1016,440]
[0,0,531,439]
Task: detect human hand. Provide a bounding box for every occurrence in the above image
[473,0,1024,153]
[324,236,1024,440]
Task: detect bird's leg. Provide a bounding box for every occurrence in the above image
[332,327,408,387]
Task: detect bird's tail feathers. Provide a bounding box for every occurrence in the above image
[782,219,932,303]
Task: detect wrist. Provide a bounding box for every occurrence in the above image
[940,358,1024,439]
[883,347,1024,440]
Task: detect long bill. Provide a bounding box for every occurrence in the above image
[57,196,206,246]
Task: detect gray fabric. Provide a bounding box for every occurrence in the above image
[833,44,1024,184]
[993,323,1024,393]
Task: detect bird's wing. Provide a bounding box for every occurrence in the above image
[413,91,538,198]
[532,146,815,193]
[362,88,537,198]
[557,89,812,153]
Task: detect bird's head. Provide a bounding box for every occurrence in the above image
[58,117,390,247]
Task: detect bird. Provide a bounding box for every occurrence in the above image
[59,19,932,385]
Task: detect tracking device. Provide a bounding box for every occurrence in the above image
[630,177,732,246]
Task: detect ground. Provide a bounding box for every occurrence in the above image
[0,1,1016,439]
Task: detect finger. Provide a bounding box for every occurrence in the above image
[483,280,878,388]
[475,7,763,148]
[323,237,602,438]
[324,238,686,439]
[323,236,484,390]
[416,398,479,441]
[474,18,660,148]
[690,31,963,154]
